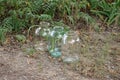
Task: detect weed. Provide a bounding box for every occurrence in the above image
[15,34,26,43]
[90,0,120,26]
[0,27,7,43]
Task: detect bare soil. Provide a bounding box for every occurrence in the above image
[0,31,120,80]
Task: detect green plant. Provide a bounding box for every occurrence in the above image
[1,0,119,44]
[15,34,26,43]
[0,0,92,40]
[57,0,89,25]
[0,27,7,43]
[90,0,120,26]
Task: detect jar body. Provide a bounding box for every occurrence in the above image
[61,31,80,63]
[47,37,62,57]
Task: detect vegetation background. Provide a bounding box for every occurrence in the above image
[0,0,120,43]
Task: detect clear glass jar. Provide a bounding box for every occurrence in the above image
[61,31,80,63]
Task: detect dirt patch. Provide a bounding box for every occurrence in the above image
[64,31,120,80]
[0,44,94,80]
[0,31,120,80]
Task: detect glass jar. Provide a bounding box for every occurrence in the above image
[61,31,80,63]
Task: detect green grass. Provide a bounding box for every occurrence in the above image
[90,0,120,26]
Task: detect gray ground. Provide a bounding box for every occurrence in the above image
[0,45,95,80]
[0,31,120,80]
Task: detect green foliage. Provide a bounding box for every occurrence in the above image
[0,27,7,43]
[90,0,120,26]
[15,34,26,43]
[0,0,120,43]
[39,14,52,21]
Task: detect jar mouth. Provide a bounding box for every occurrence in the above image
[63,31,80,44]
